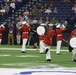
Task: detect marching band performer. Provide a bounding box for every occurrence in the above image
[39,23,46,54]
[17,21,31,53]
[40,23,56,61]
[68,25,76,62]
[0,24,6,45]
[56,22,66,55]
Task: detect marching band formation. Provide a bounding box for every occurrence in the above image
[0,13,76,62]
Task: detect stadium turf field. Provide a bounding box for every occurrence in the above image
[0,45,76,68]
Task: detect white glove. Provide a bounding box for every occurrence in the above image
[61,24,65,28]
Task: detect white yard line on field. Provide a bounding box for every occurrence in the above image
[0,54,11,56]
[0,48,69,52]
[17,55,39,57]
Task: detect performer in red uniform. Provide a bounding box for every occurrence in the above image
[68,25,76,62]
[56,23,66,54]
[40,24,56,61]
[68,28,76,41]
[39,23,46,54]
[0,24,5,44]
[18,21,31,53]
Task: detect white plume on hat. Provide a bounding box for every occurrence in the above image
[56,24,61,28]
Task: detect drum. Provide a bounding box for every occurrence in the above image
[70,37,76,48]
[37,25,48,35]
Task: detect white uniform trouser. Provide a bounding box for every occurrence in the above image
[22,38,28,51]
[72,48,76,60]
[39,40,44,53]
[0,39,2,45]
[56,40,62,54]
[40,41,51,60]
[16,35,21,44]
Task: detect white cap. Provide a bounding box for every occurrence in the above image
[56,24,61,28]
[64,21,67,24]
[0,24,5,28]
[22,21,27,25]
[40,23,46,26]
[61,24,65,28]
[48,24,53,27]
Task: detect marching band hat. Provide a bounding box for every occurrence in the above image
[74,24,76,27]
[48,24,53,27]
[22,21,27,25]
[56,24,61,28]
[40,23,46,26]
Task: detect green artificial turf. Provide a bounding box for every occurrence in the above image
[0,45,76,68]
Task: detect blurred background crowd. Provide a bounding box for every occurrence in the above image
[0,0,76,47]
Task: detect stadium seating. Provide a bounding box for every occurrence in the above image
[0,0,76,26]
[0,0,26,24]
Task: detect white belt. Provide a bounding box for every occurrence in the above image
[23,32,28,34]
[0,34,2,35]
[57,34,62,36]
[72,35,76,37]
[50,38,52,40]
[45,38,52,40]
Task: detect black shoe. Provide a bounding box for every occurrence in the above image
[22,51,26,53]
[45,48,49,54]
[73,59,76,62]
[40,53,44,54]
[46,59,51,61]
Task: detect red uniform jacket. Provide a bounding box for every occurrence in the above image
[39,35,45,40]
[56,27,66,41]
[68,29,76,42]
[43,28,56,45]
[20,25,31,39]
[0,28,5,39]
